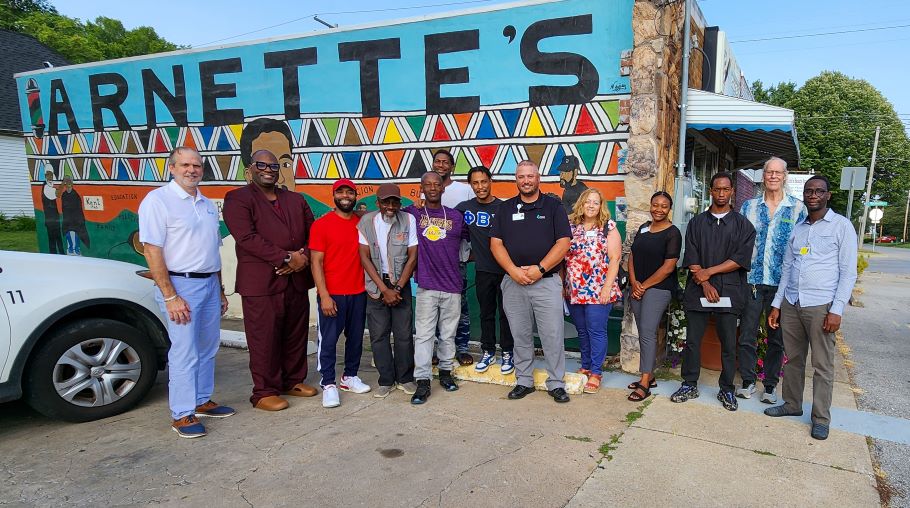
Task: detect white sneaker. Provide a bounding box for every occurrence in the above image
[760,388,778,404]
[322,385,341,408]
[339,375,371,394]
[736,383,755,399]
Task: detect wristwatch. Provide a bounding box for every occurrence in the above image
[537,264,546,275]
[393,284,402,292]
[284,253,292,264]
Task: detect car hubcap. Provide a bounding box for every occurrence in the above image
[53,338,142,407]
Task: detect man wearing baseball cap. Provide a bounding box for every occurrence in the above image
[557,155,589,214]
[309,178,372,408]
[357,183,419,398]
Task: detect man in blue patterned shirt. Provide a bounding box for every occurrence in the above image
[737,157,807,403]
[764,175,857,441]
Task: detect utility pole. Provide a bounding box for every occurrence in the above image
[903,188,910,243]
[857,126,880,249]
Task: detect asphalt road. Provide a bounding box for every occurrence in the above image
[842,245,910,507]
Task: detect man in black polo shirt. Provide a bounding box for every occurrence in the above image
[491,160,572,403]
[670,171,755,412]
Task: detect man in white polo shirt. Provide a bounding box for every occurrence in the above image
[139,147,234,439]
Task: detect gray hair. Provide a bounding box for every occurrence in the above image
[763,156,787,173]
[516,159,538,171]
[167,146,201,166]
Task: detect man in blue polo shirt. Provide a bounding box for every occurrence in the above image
[490,160,572,403]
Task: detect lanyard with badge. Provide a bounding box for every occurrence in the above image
[513,202,524,221]
[422,206,447,241]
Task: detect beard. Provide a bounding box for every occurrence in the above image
[334,197,356,213]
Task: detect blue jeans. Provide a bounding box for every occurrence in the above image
[155,276,222,420]
[568,303,613,376]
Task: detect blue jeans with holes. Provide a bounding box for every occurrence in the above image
[568,303,613,376]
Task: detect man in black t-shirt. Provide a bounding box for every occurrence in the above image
[490,160,572,403]
[457,166,514,375]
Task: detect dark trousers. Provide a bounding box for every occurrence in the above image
[366,279,415,386]
[241,286,310,405]
[317,292,366,387]
[474,270,513,353]
[682,311,739,392]
[455,262,471,352]
[45,221,64,254]
[738,284,784,389]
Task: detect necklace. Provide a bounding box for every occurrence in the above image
[422,205,447,241]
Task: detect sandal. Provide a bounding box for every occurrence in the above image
[583,374,602,394]
[457,352,474,366]
[578,368,592,377]
[627,382,651,401]
[628,379,657,390]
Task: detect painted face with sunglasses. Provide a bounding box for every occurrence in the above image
[249,149,281,192]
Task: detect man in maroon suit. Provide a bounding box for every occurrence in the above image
[223,149,318,411]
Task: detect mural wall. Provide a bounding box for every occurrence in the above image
[17,0,633,264]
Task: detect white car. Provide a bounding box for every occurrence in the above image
[0,250,169,422]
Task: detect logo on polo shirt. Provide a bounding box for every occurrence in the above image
[536,214,545,219]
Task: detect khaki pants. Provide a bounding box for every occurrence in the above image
[779,300,837,425]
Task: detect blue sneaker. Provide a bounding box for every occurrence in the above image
[171,415,206,438]
[475,351,496,373]
[670,384,699,403]
[717,390,739,411]
[195,400,236,418]
[500,351,515,375]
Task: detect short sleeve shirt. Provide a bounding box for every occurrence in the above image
[358,213,418,274]
[490,193,571,275]
[309,212,364,295]
[565,221,622,304]
[138,180,222,273]
[404,204,467,294]
[630,223,682,292]
[456,198,504,274]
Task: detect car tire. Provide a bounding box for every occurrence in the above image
[24,318,158,422]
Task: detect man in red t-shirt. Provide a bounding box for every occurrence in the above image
[310,179,371,408]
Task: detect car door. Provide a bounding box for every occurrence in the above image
[0,267,10,375]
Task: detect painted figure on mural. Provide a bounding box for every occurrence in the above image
[41,169,64,254]
[59,176,89,256]
[240,118,296,192]
[557,155,589,214]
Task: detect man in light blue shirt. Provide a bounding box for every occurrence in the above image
[737,157,807,403]
[764,175,857,441]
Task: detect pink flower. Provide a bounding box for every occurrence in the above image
[757,359,764,367]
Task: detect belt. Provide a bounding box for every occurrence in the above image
[168,271,215,279]
[540,272,555,278]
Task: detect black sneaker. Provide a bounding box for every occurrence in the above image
[670,384,699,403]
[717,390,738,411]
[811,423,829,440]
[411,379,431,405]
[438,370,459,392]
[548,387,570,403]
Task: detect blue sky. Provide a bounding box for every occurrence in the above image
[52,0,910,131]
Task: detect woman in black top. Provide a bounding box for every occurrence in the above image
[627,191,682,401]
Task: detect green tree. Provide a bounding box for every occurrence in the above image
[754,72,910,236]
[1,0,182,63]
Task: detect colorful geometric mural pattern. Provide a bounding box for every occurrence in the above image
[25,96,629,183]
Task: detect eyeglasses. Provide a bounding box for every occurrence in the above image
[803,188,829,197]
[765,170,786,177]
[253,161,280,172]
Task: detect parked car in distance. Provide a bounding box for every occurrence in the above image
[0,251,169,422]
[877,235,897,243]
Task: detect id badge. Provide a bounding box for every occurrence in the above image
[585,230,597,238]
[512,212,525,221]
[799,246,810,255]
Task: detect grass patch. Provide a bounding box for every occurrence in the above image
[0,231,39,252]
[623,397,653,425]
[0,214,37,232]
[598,434,621,461]
[752,449,775,457]
[564,435,593,443]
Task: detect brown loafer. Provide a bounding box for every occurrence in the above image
[285,383,318,397]
[254,395,289,411]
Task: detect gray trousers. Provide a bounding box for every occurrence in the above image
[501,275,566,390]
[414,288,460,380]
[780,300,837,425]
[630,288,672,374]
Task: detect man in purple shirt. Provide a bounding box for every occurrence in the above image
[404,171,468,405]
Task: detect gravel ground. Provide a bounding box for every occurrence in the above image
[842,246,910,507]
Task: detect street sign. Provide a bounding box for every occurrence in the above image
[867,201,889,207]
[840,167,867,190]
[869,208,883,223]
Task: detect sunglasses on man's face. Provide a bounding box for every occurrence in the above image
[253,161,281,171]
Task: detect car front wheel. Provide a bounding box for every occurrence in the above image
[24,318,158,422]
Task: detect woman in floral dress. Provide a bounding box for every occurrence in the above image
[627,191,682,401]
[563,189,622,393]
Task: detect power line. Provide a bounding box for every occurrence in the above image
[194,0,495,47]
[729,23,910,43]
